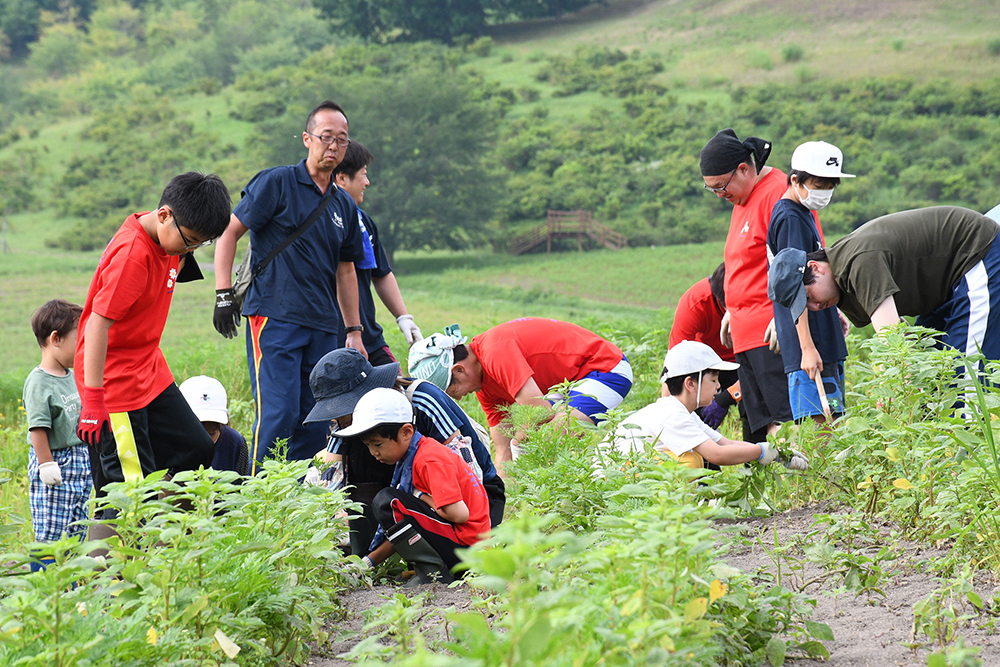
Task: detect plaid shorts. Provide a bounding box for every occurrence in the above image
[28,444,92,542]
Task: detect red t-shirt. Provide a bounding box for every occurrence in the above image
[470,318,624,427]
[668,277,735,362]
[75,214,178,412]
[724,168,803,353]
[412,436,490,545]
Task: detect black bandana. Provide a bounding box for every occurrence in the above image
[699,128,772,177]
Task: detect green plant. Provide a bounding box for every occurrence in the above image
[912,566,983,650]
[0,461,358,665]
[782,44,804,62]
[985,38,1000,56]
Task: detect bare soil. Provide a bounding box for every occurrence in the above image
[310,504,1000,666]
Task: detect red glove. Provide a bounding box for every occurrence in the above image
[77,386,111,446]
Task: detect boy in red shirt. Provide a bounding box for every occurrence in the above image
[408,318,633,465]
[75,172,232,520]
[334,387,490,585]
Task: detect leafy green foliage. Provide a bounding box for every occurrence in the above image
[236,43,502,259]
[310,0,600,44]
[49,93,243,251]
[0,461,358,665]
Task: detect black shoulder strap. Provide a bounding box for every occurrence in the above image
[251,190,335,278]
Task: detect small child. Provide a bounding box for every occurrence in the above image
[605,341,809,471]
[23,300,92,555]
[332,387,490,585]
[179,375,250,476]
[74,172,231,524]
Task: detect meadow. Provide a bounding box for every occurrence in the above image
[3,0,1000,664]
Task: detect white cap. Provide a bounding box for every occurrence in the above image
[179,375,229,424]
[332,387,413,437]
[790,141,855,178]
[662,340,740,380]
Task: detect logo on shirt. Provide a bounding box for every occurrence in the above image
[167,267,177,292]
[332,211,344,229]
[740,220,751,236]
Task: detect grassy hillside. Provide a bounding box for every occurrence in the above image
[484,0,1000,85]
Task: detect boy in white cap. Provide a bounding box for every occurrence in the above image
[605,340,809,471]
[179,376,250,475]
[766,141,853,425]
[332,387,490,585]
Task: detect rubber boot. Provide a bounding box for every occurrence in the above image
[386,520,453,586]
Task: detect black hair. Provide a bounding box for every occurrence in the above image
[31,299,82,347]
[803,249,828,284]
[333,140,373,180]
[664,369,719,396]
[159,172,231,239]
[306,100,348,132]
[453,345,469,363]
[361,422,409,444]
[709,262,726,310]
[664,371,700,396]
[788,170,840,189]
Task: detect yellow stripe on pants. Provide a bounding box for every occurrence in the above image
[109,412,145,483]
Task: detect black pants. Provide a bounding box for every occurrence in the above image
[90,383,214,518]
[373,487,467,571]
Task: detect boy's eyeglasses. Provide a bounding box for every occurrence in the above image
[305,132,351,148]
[173,216,214,250]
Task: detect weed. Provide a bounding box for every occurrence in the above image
[0,461,357,665]
[782,44,804,62]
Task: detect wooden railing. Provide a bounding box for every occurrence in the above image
[509,210,627,256]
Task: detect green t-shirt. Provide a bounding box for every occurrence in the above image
[22,367,84,450]
[827,207,999,326]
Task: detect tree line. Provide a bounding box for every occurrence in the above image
[0,0,998,255]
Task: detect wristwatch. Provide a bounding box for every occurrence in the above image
[344,325,364,334]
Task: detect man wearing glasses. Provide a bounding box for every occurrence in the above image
[213,100,368,473]
[698,128,795,441]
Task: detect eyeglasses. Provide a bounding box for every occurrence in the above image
[305,132,350,148]
[703,168,738,194]
[173,215,214,250]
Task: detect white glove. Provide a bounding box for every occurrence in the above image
[303,466,321,487]
[756,443,779,465]
[763,318,780,354]
[720,311,733,349]
[782,450,810,471]
[39,461,62,487]
[396,314,423,345]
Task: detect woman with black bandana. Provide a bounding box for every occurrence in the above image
[699,128,793,442]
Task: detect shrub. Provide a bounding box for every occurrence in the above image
[987,38,1000,56]
[782,44,805,62]
[468,36,493,57]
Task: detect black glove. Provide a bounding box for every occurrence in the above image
[213,289,241,338]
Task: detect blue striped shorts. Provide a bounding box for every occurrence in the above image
[545,356,633,423]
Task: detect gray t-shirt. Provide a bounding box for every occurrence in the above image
[22,367,84,450]
[827,207,999,326]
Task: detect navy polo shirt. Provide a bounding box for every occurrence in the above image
[336,207,393,353]
[234,160,366,334]
[766,199,848,372]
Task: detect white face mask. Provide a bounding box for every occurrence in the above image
[797,182,834,211]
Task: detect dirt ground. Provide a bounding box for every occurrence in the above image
[309,504,1000,666]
